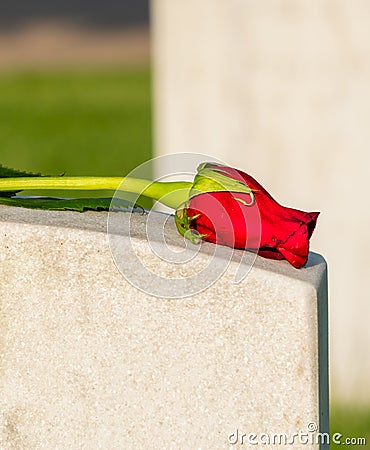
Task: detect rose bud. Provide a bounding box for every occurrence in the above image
[175,163,319,269]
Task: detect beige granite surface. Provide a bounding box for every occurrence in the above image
[0,206,328,449]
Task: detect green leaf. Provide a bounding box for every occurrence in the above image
[0,196,143,213]
[0,163,46,197]
[190,162,256,199]
[0,164,144,212]
[0,164,45,178]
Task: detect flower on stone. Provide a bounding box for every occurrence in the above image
[175,162,319,269]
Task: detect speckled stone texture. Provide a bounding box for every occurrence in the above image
[0,206,328,449]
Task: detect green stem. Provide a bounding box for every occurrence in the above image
[0,177,192,209]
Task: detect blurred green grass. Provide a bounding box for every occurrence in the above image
[330,404,370,448]
[0,67,152,177]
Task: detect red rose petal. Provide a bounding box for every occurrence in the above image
[185,164,320,269]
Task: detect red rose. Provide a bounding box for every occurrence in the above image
[175,163,319,269]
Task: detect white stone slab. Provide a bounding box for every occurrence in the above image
[0,206,328,449]
[152,0,370,402]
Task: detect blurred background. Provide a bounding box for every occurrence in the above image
[0,0,151,176]
[1,0,369,445]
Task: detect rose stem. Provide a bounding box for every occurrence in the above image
[0,177,192,209]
